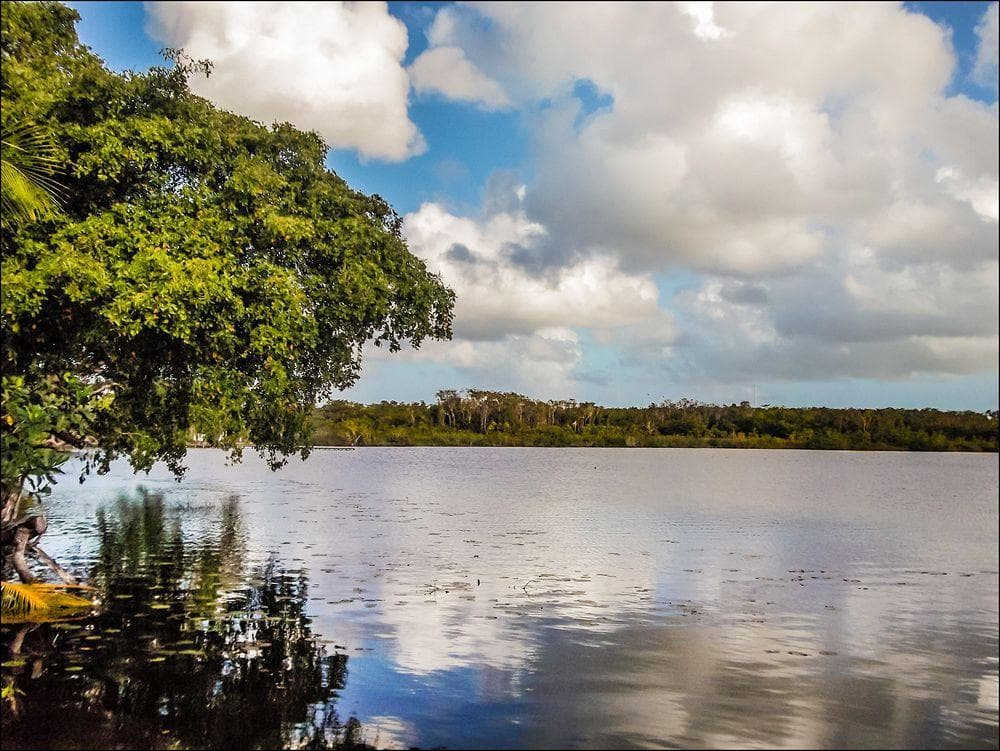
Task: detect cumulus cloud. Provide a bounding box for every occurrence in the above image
[973,3,999,91]
[362,327,585,399]
[146,1,424,160]
[358,184,677,398]
[145,1,998,393]
[402,201,670,341]
[678,1,729,41]
[409,46,510,108]
[662,251,1000,383]
[403,2,998,385]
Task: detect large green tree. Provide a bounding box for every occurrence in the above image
[0,2,454,579]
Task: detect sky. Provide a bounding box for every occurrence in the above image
[68,1,999,410]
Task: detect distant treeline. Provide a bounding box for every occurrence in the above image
[311,390,998,452]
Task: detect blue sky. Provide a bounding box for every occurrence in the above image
[69,1,532,215]
[69,1,999,410]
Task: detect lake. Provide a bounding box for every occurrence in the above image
[2,448,998,749]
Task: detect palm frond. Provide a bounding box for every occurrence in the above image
[1,581,95,621]
[0,121,65,225]
[0,161,58,223]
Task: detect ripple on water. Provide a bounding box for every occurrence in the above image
[3,448,997,749]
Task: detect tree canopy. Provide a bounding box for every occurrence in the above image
[310,392,998,452]
[1,1,454,496]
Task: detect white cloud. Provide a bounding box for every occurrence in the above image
[662,252,1000,383]
[364,329,585,399]
[146,1,424,161]
[409,46,510,108]
[402,202,670,341]
[935,167,999,223]
[145,1,997,393]
[356,194,677,398]
[973,3,999,91]
[417,3,995,267]
[678,2,729,41]
[861,195,998,267]
[403,2,998,386]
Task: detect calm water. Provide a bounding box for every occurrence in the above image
[2,448,998,749]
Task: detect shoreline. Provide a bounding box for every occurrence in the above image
[182,443,999,453]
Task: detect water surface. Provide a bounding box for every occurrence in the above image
[3,448,998,748]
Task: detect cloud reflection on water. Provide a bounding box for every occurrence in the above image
[19,447,999,749]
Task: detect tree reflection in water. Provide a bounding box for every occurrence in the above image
[1,489,369,750]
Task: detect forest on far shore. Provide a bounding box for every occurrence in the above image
[309,391,999,452]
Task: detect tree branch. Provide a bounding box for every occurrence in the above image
[28,544,78,585]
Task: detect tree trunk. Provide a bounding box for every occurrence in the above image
[9,526,35,583]
[2,485,23,528]
[2,489,77,584]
